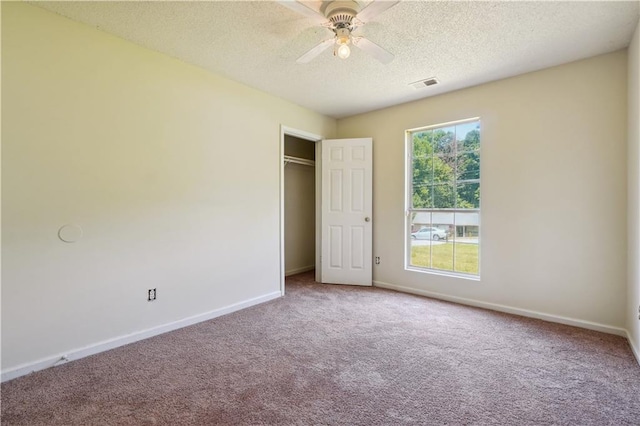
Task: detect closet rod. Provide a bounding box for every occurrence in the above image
[283,155,315,167]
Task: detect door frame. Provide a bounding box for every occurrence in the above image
[279,125,323,296]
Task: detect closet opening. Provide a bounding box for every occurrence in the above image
[279,126,322,295]
[284,135,316,280]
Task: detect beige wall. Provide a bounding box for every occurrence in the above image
[628,18,640,359]
[1,3,336,373]
[338,51,628,331]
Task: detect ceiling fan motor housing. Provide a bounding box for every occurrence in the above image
[324,0,359,28]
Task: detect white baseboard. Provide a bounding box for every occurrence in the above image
[373,280,628,337]
[1,290,282,383]
[285,265,314,277]
[627,330,640,366]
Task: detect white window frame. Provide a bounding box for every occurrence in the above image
[405,117,481,279]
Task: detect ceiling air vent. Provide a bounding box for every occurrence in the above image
[410,77,439,89]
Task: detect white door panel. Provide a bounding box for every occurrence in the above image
[321,138,372,286]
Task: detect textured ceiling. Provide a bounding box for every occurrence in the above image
[35,1,640,119]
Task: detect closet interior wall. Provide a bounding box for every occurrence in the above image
[284,135,316,277]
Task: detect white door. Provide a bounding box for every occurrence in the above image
[321,138,373,286]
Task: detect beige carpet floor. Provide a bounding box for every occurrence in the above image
[2,271,640,425]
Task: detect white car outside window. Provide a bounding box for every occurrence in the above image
[411,227,447,241]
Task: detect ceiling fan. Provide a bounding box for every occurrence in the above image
[279,0,399,64]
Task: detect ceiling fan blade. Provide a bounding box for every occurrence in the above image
[296,38,335,63]
[352,36,394,64]
[277,0,327,25]
[356,0,400,22]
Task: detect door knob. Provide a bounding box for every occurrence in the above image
[365,217,371,222]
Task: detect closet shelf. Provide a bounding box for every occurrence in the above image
[284,155,315,167]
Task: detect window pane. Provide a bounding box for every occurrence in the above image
[412,157,433,185]
[455,121,477,141]
[454,242,479,274]
[410,212,432,268]
[456,182,480,208]
[432,211,454,238]
[453,212,479,274]
[457,151,480,181]
[411,212,432,232]
[412,183,433,208]
[412,131,433,158]
[432,240,453,271]
[432,127,455,156]
[432,155,455,183]
[457,122,481,152]
[454,211,479,231]
[410,243,432,269]
[433,184,455,208]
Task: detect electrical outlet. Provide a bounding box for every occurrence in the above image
[375,256,380,265]
[148,288,156,301]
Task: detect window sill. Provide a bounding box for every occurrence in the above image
[405,266,480,282]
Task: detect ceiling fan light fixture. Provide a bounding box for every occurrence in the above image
[335,27,351,59]
[337,43,351,59]
[337,35,350,45]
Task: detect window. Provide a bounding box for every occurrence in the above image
[407,119,480,277]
